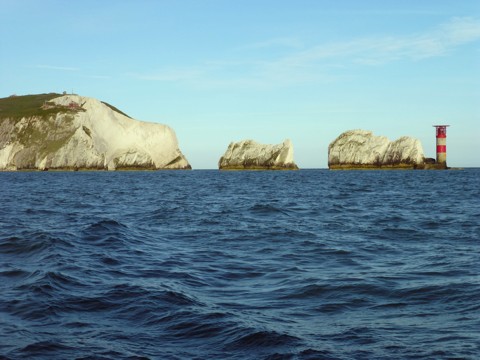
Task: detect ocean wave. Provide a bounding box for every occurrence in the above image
[19,341,75,356]
[225,329,300,350]
[249,203,292,216]
[280,282,391,301]
[0,232,72,257]
[1,169,479,360]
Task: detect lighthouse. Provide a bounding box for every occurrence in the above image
[433,125,449,168]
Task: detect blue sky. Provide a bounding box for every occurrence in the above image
[1,0,479,168]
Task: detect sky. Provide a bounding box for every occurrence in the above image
[1,0,479,169]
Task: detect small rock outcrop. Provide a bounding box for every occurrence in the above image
[0,94,190,170]
[219,139,299,170]
[328,129,425,169]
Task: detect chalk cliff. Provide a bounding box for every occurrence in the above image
[0,94,190,170]
[328,129,425,169]
[219,139,299,170]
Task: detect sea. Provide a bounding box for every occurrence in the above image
[0,169,479,360]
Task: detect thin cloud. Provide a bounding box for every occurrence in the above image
[277,17,480,67]
[441,16,480,44]
[84,75,111,79]
[246,16,479,83]
[240,37,303,50]
[130,17,480,89]
[128,68,203,82]
[34,65,80,71]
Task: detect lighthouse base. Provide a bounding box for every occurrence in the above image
[424,163,448,170]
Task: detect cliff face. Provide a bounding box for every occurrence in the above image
[0,94,190,170]
[219,139,299,170]
[328,130,425,169]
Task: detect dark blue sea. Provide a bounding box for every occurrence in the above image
[1,169,479,360]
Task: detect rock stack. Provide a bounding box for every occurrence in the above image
[328,130,425,169]
[219,139,299,170]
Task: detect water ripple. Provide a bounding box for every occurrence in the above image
[0,169,478,359]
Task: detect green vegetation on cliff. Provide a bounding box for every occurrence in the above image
[0,93,130,120]
[0,93,63,120]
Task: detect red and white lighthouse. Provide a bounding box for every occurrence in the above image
[433,125,449,167]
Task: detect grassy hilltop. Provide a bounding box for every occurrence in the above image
[0,93,130,120]
[0,93,64,120]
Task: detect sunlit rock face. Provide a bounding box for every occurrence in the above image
[0,94,190,170]
[328,129,425,169]
[218,139,299,170]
